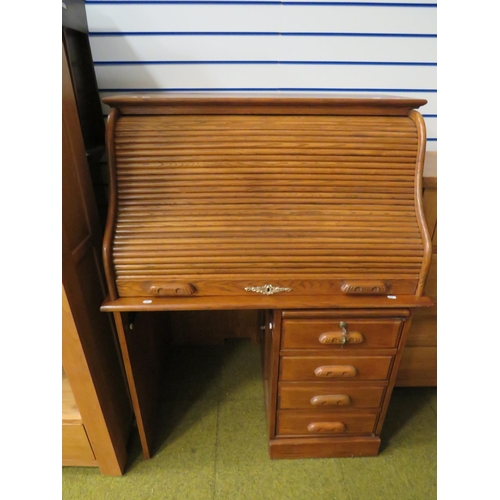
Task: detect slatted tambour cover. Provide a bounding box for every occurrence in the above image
[104,96,429,301]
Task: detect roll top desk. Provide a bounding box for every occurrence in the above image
[101,94,432,460]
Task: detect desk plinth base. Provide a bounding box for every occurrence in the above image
[269,436,381,460]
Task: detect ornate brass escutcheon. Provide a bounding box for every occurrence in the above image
[244,284,292,295]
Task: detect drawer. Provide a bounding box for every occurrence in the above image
[281,318,403,350]
[280,355,393,382]
[277,410,378,436]
[278,382,386,410]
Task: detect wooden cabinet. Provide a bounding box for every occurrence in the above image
[62,39,133,475]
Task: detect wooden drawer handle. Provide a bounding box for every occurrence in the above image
[148,283,196,296]
[310,394,351,407]
[307,422,346,433]
[318,332,365,345]
[314,365,358,378]
[341,281,388,295]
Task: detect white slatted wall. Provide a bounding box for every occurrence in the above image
[85,0,437,151]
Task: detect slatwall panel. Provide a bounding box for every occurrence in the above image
[85,1,437,150]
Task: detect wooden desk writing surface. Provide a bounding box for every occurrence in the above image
[101,94,432,460]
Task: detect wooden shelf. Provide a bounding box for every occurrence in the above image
[62,364,96,467]
[62,370,82,425]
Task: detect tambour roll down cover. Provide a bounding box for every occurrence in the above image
[101,94,431,307]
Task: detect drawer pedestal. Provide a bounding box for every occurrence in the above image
[263,308,411,459]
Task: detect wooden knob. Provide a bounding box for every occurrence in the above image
[314,365,358,378]
[307,422,346,433]
[310,394,351,406]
